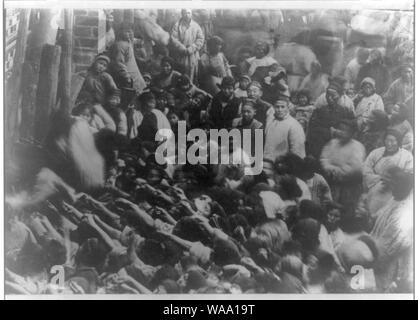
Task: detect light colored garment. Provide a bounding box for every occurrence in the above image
[363,147,413,191]
[383,77,413,110]
[109,40,146,92]
[296,177,312,202]
[264,115,306,161]
[259,191,286,219]
[171,19,204,82]
[126,107,143,139]
[321,139,366,179]
[298,73,329,102]
[371,193,413,291]
[305,173,333,206]
[246,55,278,77]
[319,224,343,270]
[92,104,116,132]
[315,93,355,113]
[200,52,231,78]
[344,58,362,86]
[355,93,384,132]
[389,120,414,153]
[234,88,248,99]
[329,227,345,250]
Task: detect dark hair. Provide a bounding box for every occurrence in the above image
[281,240,302,257]
[75,238,108,269]
[138,91,156,105]
[72,102,92,117]
[138,239,168,266]
[212,238,242,266]
[384,129,403,146]
[151,264,180,289]
[255,41,270,56]
[173,216,212,246]
[324,200,343,212]
[276,174,302,200]
[160,279,181,293]
[302,155,320,178]
[161,56,175,68]
[299,200,326,224]
[392,103,409,122]
[297,89,311,102]
[369,109,389,130]
[337,118,357,134]
[43,238,67,268]
[390,169,414,201]
[207,36,224,54]
[275,153,305,178]
[291,218,320,251]
[228,214,252,239]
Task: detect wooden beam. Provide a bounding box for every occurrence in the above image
[34,44,61,142]
[58,8,74,113]
[20,9,57,140]
[5,9,31,154]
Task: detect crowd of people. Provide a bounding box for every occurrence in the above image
[5,9,414,294]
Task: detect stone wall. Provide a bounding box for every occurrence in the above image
[72,9,106,73]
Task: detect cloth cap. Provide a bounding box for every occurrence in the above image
[94,54,110,64]
[360,77,376,89]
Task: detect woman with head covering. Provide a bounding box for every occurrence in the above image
[353,77,385,134]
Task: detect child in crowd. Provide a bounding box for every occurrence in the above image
[294,90,315,132]
[234,75,251,99]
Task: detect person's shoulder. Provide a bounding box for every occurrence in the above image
[399,147,413,157]
[100,71,114,80]
[265,56,278,65]
[246,56,256,64]
[351,139,366,150]
[369,146,385,157]
[191,20,202,29]
[252,119,263,129]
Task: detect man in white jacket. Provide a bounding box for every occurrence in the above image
[264,97,306,162]
[320,119,366,218]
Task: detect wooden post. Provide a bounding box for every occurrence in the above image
[58,8,74,113]
[5,9,30,154]
[34,44,61,142]
[20,9,58,140]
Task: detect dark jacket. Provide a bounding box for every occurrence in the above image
[307,104,355,158]
[208,92,241,129]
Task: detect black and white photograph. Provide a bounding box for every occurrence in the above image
[2,0,415,298]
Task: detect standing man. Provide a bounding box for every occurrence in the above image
[170,9,205,83]
[264,97,306,162]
